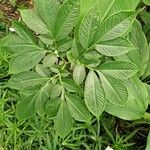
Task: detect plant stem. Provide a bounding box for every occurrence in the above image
[97,119,100,137]
[97,119,101,150]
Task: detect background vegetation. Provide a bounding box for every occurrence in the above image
[0,0,150,150]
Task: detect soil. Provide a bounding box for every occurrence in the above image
[0,0,33,23]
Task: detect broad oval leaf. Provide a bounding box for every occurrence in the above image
[20,86,40,96]
[20,9,50,34]
[57,40,73,52]
[114,49,141,78]
[98,0,115,21]
[50,84,62,99]
[16,95,36,121]
[45,98,61,117]
[12,21,36,44]
[66,93,91,123]
[73,64,86,85]
[35,64,49,77]
[143,0,150,5]
[94,11,136,44]
[84,70,105,119]
[0,34,41,55]
[95,38,136,56]
[43,54,58,68]
[105,77,149,120]
[54,0,80,41]
[7,71,49,90]
[99,72,128,106]
[79,8,99,49]
[98,0,140,22]
[128,20,149,76]
[67,39,80,62]
[34,0,60,34]
[62,79,81,93]
[35,85,50,116]
[9,50,46,74]
[54,101,73,138]
[99,61,138,79]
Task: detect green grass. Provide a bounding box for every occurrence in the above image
[0,87,149,150]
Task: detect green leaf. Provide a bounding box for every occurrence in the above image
[9,50,46,74]
[105,77,149,120]
[54,0,80,41]
[80,57,101,68]
[20,9,50,34]
[79,8,99,49]
[80,0,97,19]
[84,70,105,119]
[50,84,62,99]
[146,132,150,150]
[144,45,150,78]
[20,86,40,96]
[143,0,150,5]
[43,54,58,68]
[84,50,102,60]
[67,39,80,62]
[0,34,41,55]
[7,71,49,90]
[73,64,86,85]
[99,61,138,79]
[58,40,73,52]
[99,72,128,106]
[35,64,49,77]
[128,20,149,76]
[62,79,81,93]
[141,11,150,25]
[98,0,140,21]
[45,98,61,117]
[114,49,141,77]
[54,101,73,138]
[75,0,98,38]
[35,86,50,116]
[95,38,136,56]
[1,21,47,75]
[66,93,91,123]
[16,95,36,121]
[98,0,115,21]
[34,0,60,34]
[39,34,53,45]
[12,21,36,44]
[146,83,150,104]
[94,11,136,44]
